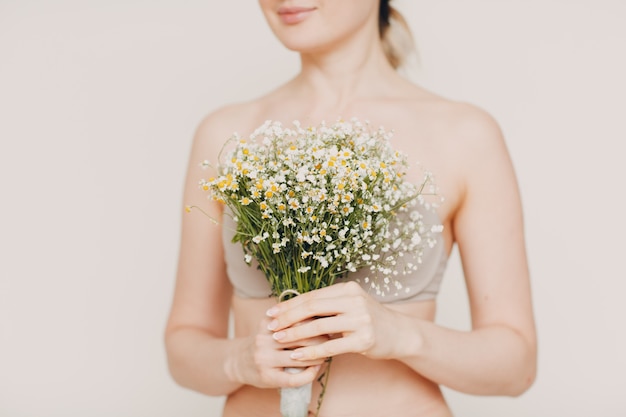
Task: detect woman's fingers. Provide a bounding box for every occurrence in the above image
[244,318,327,388]
[267,282,361,317]
[264,282,403,360]
[267,282,367,331]
[267,298,342,331]
[288,336,369,361]
[254,324,326,367]
[278,334,330,349]
[271,316,355,343]
[273,365,322,388]
[277,351,327,368]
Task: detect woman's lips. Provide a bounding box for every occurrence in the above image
[277,6,316,25]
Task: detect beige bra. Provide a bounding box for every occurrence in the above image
[221,207,447,304]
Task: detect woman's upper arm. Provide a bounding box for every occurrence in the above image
[165,110,235,338]
[450,106,536,348]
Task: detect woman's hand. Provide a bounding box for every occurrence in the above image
[229,317,328,389]
[265,282,411,362]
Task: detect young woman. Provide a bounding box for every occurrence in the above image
[165,1,537,416]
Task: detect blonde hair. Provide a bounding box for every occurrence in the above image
[378,0,416,69]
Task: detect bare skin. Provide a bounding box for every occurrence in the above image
[165,1,536,416]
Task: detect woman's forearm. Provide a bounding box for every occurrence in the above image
[396,315,536,396]
[165,327,246,396]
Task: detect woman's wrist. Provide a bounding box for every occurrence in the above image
[223,337,247,386]
[390,313,427,360]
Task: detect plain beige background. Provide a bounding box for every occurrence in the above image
[1,1,625,416]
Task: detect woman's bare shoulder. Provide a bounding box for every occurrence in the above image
[396,86,508,169]
[192,84,291,146]
[435,100,508,174]
[436,101,502,146]
[395,86,512,215]
[194,102,262,143]
[403,84,504,145]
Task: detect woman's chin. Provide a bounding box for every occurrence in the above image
[274,36,330,55]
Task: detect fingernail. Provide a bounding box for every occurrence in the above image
[290,351,304,359]
[272,331,286,340]
[266,307,279,317]
[267,319,278,331]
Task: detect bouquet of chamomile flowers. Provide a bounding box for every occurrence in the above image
[194,119,440,417]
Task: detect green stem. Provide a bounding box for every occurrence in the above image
[185,205,219,224]
[315,357,333,417]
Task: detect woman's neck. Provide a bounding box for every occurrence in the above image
[292,29,400,112]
